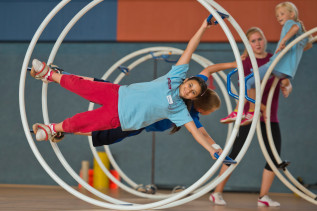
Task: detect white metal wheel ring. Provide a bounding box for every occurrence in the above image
[88,47,234,199]
[257,27,317,205]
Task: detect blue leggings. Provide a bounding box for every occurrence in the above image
[246,65,289,89]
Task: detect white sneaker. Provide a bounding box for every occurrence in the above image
[33,123,56,142]
[31,59,53,82]
[258,195,280,207]
[209,192,227,206]
[32,59,44,72]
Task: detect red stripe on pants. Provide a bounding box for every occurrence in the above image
[60,75,120,133]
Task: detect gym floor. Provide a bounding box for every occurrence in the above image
[1,184,316,211]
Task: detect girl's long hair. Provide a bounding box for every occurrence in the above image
[170,89,221,134]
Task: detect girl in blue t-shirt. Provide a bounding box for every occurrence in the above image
[30,18,223,159]
[47,72,220,146]
[90,87,220,147]
[244,1,312,123]
[67,74,219,147]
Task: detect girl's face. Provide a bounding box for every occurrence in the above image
[179,79,202,100]
[276,7,294,26]
[249,32,266,56]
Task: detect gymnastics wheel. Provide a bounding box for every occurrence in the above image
[257,27,317,205]
[92,1,260,207]
[88,47,235,200]
[19,0,262,209]
[94,1,262,204]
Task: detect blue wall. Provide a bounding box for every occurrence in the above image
[0,0,117,41]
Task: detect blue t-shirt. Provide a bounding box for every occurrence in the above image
[118,64,193,131]
[267,20,308,79]
[144,74,207,132]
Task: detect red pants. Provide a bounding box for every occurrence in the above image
[60,75,121,133]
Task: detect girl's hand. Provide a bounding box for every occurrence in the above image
[261,109,267,122]
[241,53,247,61]
[261,104,267,122]
[230,54,245,68]
[204,17,215,28]
[210,144,222,160]
[231,61,238,68]
[275,39,286,53]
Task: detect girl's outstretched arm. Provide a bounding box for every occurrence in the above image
[198,127,220,147]
[275,24,300,53]
[176,19,212,66]
[199,62,237,77]
[184,121,221,159]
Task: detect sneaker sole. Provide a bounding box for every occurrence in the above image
[220,118,236,124]
[240,119,252,126]
[209,195,226,206]
[257,201,280,207]
[220,116,246,124]
[258,201,269,207]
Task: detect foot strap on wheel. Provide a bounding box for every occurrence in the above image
[277,160,290,170]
